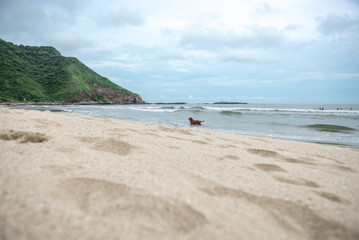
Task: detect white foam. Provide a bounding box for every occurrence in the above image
[127,106,178,113]
[203,106,359,115]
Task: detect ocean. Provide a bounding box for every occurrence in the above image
[9,103,359,147]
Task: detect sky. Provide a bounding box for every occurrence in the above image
[1,0,359,104]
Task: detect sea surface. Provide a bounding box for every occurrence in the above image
[9,103,359,147]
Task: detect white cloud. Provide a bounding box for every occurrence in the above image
[219,51,277,65]
[283,24,304,31]
[179,25,290,51]
[254,2,277,15]
[88,60,143,72]
[154,49,194,61]
[94,6,145,28]
[0,0,48,34]
[46,33,94,54]
[316,14,359,36]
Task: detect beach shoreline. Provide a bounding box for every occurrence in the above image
[1,108,359,240]
[5,103,359,148]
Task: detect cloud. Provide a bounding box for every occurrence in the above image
[0,0,144,50]
[94,7,145,28]
[0,0,82,45]
[346,0,359,6]
[316,14,359,36]
[255,2,276,15]
[88,59,143,72]
[283,24,304,31]
[50,0,83,13]
[0,0,48,35]
[46,33,94,54]
[179,27,229,50]
[154,49,196,61]
[179,25,286,51]
[240,25,286,49]
[219,51,277,65]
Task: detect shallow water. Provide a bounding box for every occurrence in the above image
[9,103,359,147]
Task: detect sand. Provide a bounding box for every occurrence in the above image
[0,108,358,240]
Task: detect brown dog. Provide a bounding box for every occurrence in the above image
[188,117,204,125]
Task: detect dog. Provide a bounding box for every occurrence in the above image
[188,117,204,126]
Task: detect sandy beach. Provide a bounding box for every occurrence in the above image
[0,108,358,240]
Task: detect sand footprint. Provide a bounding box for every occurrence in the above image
[0,130,48,143]
[199,185,356,240]
[247,148,319,167]
[281,157,316,165]
[331,165,357,173]
[224,155,240,160]
[247,148,280,158]
[33,118,62,127]
[158,126,194,136]
[54,178,206,235]
[313,191,351,204]
[274,176,319,188]
[192,140,208,145]
[78,136,132,155]
[255,163,286,172]
[179,168,357,239]
[274,177,350,204]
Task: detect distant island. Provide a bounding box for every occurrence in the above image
[213,102,248,104]
[0,39,144,104]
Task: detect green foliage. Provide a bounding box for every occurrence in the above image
[0,38,134,103]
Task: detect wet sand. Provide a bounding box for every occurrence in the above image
[1,108,359,240]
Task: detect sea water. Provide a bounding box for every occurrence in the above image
[10,103,359,147]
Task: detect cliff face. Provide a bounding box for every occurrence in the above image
[72,83,144,104]
[0,39,144,104]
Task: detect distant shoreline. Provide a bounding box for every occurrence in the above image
[0,101,147,106]
[0,101,252,106]
[0,102,189,106]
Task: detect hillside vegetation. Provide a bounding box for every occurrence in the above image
[0,39,143,103]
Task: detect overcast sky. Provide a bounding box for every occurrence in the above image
[1,0,359,103]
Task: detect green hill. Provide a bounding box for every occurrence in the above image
[0,39,144,104]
